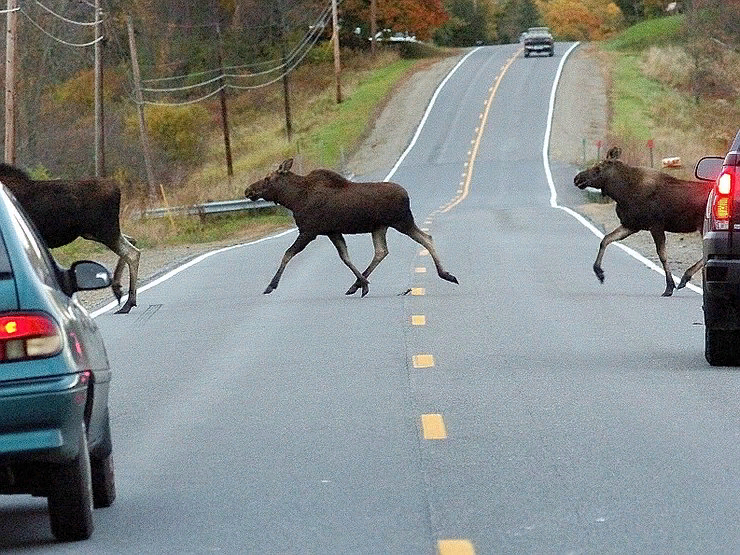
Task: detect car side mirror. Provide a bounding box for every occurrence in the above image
[695,156,724,181]
[70,261,112,291]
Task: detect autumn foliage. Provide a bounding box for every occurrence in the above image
[341,0,449,41]
[536,0,624,40]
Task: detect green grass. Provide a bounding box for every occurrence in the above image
[604,14,684,52]
[609,55,665,140]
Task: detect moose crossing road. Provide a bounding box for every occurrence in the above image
[3,44,739,554]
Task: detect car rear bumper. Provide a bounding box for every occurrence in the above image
[0,374,87,464]
[525,44,552,51]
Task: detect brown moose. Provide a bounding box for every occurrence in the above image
[244,159,458,296]
[0,164,140,313]
[574,147,713,296]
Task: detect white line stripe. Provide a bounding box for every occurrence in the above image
[384,47,482,182]
[91,229,297,318]
[543,42,702,295]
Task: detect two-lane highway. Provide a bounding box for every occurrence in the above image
[2,44,739,554]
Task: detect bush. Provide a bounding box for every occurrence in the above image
[136,104,209,164]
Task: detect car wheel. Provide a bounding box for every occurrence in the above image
[705,328,740,366]
[47,423,94,541]
[549,49,554,56]
[91,453,116,508]
[524,51,529,58]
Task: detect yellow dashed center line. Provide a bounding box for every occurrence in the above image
[422,414,447,439]
[415,267,427,273]
[411,287,425,296]
[438,539,476,555]
[442,50,520,213]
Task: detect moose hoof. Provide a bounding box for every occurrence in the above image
[441,272,458,284]
[677,276,690,289]
[661,288,675,297]
[361,284,369,297]
[345,284,359,295]
[114,301,135,314]
[263,285,275,294]
[593,266,605,283]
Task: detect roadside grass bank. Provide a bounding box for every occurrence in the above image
[601,14,739,176]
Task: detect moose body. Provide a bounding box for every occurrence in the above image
[574,147,712,296]
[0,164,140,313]
[245,159,458,296]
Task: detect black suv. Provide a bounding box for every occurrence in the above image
[695,128,740,365]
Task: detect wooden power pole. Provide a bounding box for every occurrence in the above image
[215,24,234,179]
[4,0,18,165]
[94,0,104,177]
[370,0,377,56]
[331,0,341,104]
[126,16,157,201]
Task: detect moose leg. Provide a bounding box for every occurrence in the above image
[265,233,315,294]
[346,227,389,296]
[327,233,371,297]
[593,225,636,283]
[649,228,675,296]
[677,258,704,290]
[111,235,141,314]
[399,225,458,284]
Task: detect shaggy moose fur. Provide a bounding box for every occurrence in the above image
[0,164,140,313]
[574,147,713,296]
[244,158,458,296]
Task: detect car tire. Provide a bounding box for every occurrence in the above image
[47,423,94,541]
[524,50,530,58]
[91,453,116,509]
[549,49,554,56]
[705,328,740,366]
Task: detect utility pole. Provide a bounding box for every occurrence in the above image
[275,2,292,140]
[331,0,341,103]
[94,0,104,177]
[216,24,233,179]
[370,0,377,56]
[4,0,18,165]
[126,16,157,201]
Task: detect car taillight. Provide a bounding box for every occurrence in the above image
[711,168,735,230]
[0,313,62,361]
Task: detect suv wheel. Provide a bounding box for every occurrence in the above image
[705,328,740,366]
[91,453,116,508]
[47,423,94,541]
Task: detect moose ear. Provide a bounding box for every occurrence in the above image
[278,159,294,173]
[606,146,622,160]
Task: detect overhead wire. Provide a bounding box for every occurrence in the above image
[19,8,103,47]
[34,0,99,26]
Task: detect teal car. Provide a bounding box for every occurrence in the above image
[0,183,116,541]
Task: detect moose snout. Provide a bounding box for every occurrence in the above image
[574,173,589,189]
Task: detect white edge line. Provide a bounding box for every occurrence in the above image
[384,46,482,182]
[543,42,702,295]
[92,47,485,318]
[90,228,297,318]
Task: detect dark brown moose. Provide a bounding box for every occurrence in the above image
[0,164,140,313]
[244,159,458,296]
[573,147,712,296]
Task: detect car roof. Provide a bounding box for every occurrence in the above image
[731,129,740,152]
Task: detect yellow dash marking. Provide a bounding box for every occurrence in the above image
[415,267,427,273]
[419,249,429,256]
[438,539,475,555]
[421,227,429,232]
[413,354,434,368]
[422,414,447,439]
[411,315,426,326]
[411,287,425,296]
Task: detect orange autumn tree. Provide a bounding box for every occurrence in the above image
[341,0,449,41]
[535,0,624,40]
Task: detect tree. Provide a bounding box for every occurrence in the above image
[536,0,624,40]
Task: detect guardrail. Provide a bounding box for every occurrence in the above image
[140,198,276,220]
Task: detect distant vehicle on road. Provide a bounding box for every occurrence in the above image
[524,26,554,57]
[0,183,116,541]
[695,128,740,365]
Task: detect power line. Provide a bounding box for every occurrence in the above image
[19,8,103,47]
[34,0,99,26]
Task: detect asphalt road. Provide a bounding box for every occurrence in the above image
[2,44,739,554]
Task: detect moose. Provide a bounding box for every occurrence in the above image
[573,147,713,296]
[0,164,140,313]
[244,159,458,296]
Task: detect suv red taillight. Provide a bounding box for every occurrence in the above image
[0,313,62,361]
[711,167,735,230]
